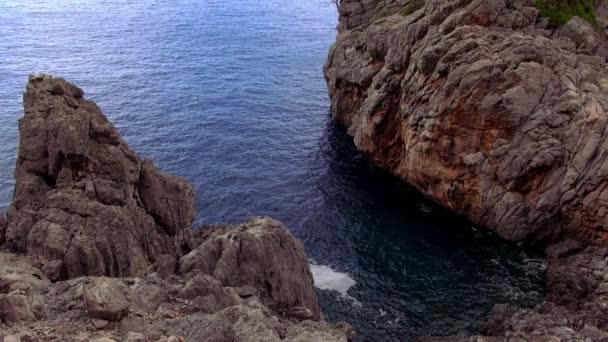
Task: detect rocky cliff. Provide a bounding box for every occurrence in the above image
[0,75,351,342]
[325,0,608,244]
[325,0,608,340]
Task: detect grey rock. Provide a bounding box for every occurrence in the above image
[0,294,37,322]
[92,318,110,330]
[84,277,130,322]
[0,252,50,295]
[4,74,195,281]
[0,76,350,341]
[125,332,146,342]
[179,217,321,321]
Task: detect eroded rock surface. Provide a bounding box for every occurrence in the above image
[0,75,350,341]
[0,253,350,342]
[325,0,608,244]
[4,75,195,280]
[179,217,321,320]
[326,0,608,340]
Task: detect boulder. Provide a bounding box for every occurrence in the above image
[179,217,321,320]
[0,213,5,246]
[0,294,37,322]
[4,74,195,280]
[83,277,130,321]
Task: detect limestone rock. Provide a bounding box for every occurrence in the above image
[0,252,49,295]
[0,213,6,246]
[324,0,608,245]
[84,277,130,321]
[0,76,349,341]
[4,74,195,280]
[125,332,146,342]
[0,294,37,322]
[326,0,608,340]
[130,282,169,313]
[179,217,321,320]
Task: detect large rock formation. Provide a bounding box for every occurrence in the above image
[0,252,351,342]
[179,217,321,320]
[0,75,351,341]
[324,0,608,244]
[325,0,608,340]
[4,75,196,280]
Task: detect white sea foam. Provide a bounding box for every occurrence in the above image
[310,263,360,306]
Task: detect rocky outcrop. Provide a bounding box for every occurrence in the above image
[0,75,351,341]
[0,252,351,342]
[324,0,608,244]
[326,0,608,340]
[179,217,321,320]
[4,75,196,280]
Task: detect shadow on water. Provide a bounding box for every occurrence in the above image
[300,117,545,341]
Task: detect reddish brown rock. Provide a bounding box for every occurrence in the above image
[324,0,608,245]
[4,74,195,280]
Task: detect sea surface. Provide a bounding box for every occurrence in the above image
[0,0,545,340]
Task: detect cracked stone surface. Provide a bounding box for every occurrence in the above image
[326,0,608,340]
[325,0,608,245]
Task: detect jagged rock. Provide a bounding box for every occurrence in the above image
[324,0,608,245]
[0,76,349,342]
[130,282,169,313]
[4,74,195,280]
[84,277,131,322]
[179,217,321,320]
[0,294,37,322]
[326,0,608,340]
[0,252,49,295]
[0,213,6,246]
[125,332,146,342]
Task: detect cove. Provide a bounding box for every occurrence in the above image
[0,0,544,340]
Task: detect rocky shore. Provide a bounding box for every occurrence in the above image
[325,0,608,340]
[0,75,352,341]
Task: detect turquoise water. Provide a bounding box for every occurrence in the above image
[0,0,544,340]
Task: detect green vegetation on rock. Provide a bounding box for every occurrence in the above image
[400,0,425,16]
[534,0,598,27]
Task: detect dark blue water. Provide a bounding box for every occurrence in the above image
[0,1,544,340]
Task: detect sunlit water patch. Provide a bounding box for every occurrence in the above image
[0,0,545,340]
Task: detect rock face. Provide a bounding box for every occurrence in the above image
[324,0,608,244]
[179,217,321,320]
[83,277,131,322]
[4,75,196,280]
[0,75,350,341]
[326,0,608,340]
